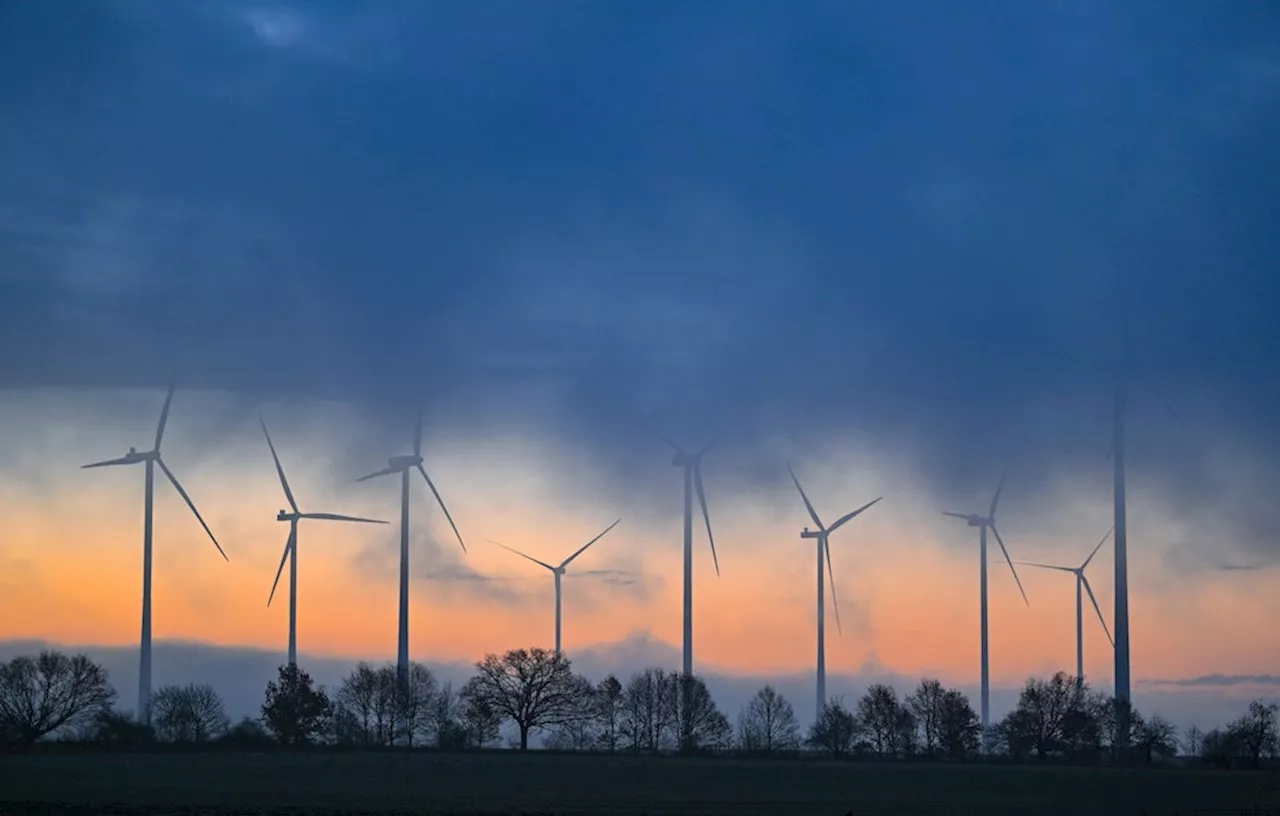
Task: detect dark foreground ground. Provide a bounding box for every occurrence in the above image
[0,751,1276,816]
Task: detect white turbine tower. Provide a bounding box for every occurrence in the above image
[942,468,1029,735]
[486,518,623,654]
[660,435,720,680]
[82,384,226,725]
[260,416,387,668]
[786,465,882,722]
[1017,527,1114,689]
[356,406,466,688]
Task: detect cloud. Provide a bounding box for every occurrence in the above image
[242,7,305,49]
[1140,674,1280,689]
[350,528,525,605]
[1,1,1279,568]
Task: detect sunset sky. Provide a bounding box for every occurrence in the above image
[2,1,1279,731]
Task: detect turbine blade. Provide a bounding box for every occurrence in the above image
[356,466,398,482]
[413,403,425,457]
[941,511,970,520]
[696,435,721,457]
[561,518,622,568]
[82,456,135,469]
[1140,375,1185,430]
[259,415,299,514]
[268,525,296,607]
[787,465,825,530]
[988,467,1008,518]
[1081,575,1114,646]
[301,513,388,524]
[418,464,466,553]
[657,433,683,452]
[990,524,1028,606]
[1081,527,1114,570]
[694,464,719,576]
[154,383,175,451]
[157,458,227,561]
[485,538,555,571]
[828,496,883,532]
[825,536,843,636]
[1014,561,1075,573]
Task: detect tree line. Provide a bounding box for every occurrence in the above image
[1,648,1276,769]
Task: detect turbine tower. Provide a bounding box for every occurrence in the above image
[786,465,882,722]
[82,384,226,725]
[1108,326,1181,748]
[660,435,720,679]
[356,406,466,688]
[942,468,1028,735]
[260,416,387,667]
[486,518,622,653]
[1017,527,1114,688]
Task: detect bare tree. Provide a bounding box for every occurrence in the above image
[907,678,946,756]
[1182,725,1203,758]
[398,662,438,747]
[430,681,466,749]
[1132,711,1178,764]
[458,680,502,748]
[545,685,600,751]
[857,684,903,757]
[807,697,860,756]
[0,651,115,744]
[1233,700,1279,767]
[621,668,676,752]
[595,675,624,752]
[737,685,799,753]
[151,683,229,743]
[671,672,730,752]
[936,688,981,759]
[334,662,390,746]
[462,648,587,750]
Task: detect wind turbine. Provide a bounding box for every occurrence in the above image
[260,416,387,668]
[942,468,1028,735]
[356,406,466,688]
[1017,527,1114,689]
[82,384,226,725]
[1108,326,1182,747]
[660,435,720,680]
[786,465,882,722]
[486,518,623,654]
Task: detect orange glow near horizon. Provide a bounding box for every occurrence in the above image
[2,388,1279,696]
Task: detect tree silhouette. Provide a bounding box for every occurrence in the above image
[807,697,860,756]
[738,685,800,753]
[462,648,589,750]
[671,673,730,752]
[151,683,229,743]
[261,664,331,746]
[0,650,115,745]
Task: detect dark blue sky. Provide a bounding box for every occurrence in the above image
[2,1,1278,505]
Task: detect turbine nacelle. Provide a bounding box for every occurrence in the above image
[967,515,991,528]
[277,510,298,522]
[800,528,823,539]
[388,453,424,470]
[671,450,699,468]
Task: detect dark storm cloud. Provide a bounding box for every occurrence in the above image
[2,2,1279,513]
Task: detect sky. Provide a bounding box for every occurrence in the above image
[2,1,1279,734]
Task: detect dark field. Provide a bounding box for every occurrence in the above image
[0,752,1276,816]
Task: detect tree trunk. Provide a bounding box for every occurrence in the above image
[519,724,529,750]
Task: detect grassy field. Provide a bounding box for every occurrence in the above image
[0,751,1276,815]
